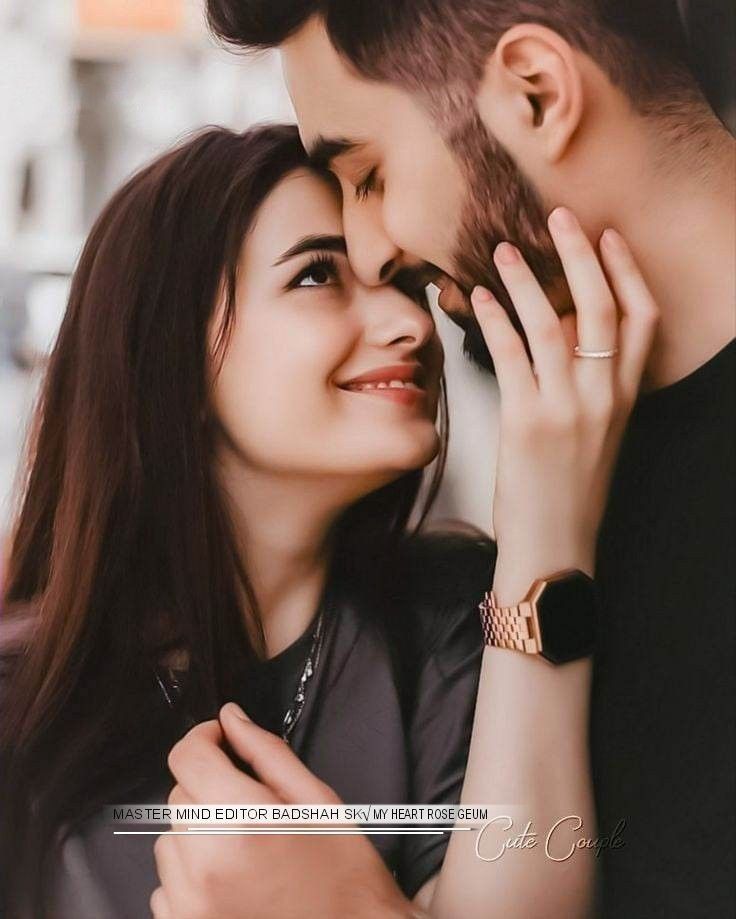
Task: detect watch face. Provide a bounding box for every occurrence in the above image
[536,571,598,664]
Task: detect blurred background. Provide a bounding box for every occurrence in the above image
[0,0,734,545]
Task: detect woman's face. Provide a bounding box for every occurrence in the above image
[209,169,444,494]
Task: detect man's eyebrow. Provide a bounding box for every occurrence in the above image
[273,234,348,266]
[307,136,364,171]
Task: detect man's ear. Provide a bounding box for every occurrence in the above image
[476,24,584,163]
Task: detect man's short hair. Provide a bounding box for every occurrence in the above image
[206,0,705,119]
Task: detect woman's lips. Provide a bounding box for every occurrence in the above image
[338,364,429,407]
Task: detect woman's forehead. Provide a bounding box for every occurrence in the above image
[246,169,344,264]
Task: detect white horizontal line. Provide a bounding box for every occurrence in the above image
[114,827,478,836]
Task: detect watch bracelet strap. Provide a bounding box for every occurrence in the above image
[478,591,541,654]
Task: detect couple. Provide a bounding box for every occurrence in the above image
[1,1,733,918]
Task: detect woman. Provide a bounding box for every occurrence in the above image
[0,124,656,919]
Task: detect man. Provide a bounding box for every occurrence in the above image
[159,2,734,916]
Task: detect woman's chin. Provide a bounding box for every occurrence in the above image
[360,432,441,481]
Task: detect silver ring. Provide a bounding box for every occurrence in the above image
[573,345,618,359]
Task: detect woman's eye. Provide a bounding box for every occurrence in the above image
[298,266,332,287]
[290,257,340,289]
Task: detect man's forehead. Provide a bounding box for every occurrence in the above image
[284,66,380,150]
[283,63,369,158]
[281,16,357,109]
[281,17,402,153]
[292,94,382,172]
[289,78,419,174]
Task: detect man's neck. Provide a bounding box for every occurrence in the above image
[608,126,735,390]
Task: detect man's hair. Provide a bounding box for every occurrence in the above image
[206,0,707,120]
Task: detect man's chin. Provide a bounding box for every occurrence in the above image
[434,274,495,373]
[462,325,494,373]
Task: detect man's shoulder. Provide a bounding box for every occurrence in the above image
[390,528,495,596]
[381,528,496,656]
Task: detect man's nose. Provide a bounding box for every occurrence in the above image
[343,198,402,287]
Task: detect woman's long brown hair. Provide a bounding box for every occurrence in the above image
[0,124,448,917]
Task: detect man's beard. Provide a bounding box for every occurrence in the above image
[447,110,565,372]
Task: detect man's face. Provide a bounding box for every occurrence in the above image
[282,17,563,369]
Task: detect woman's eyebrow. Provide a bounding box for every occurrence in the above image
[273,234,348,266]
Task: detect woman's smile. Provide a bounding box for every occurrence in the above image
[337,362,430,407]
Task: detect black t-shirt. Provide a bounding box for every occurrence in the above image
[591,338,735,919]
[233,608,321,739]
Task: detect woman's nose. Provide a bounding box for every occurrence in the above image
[343,197,402,288]
[359,286,436,352]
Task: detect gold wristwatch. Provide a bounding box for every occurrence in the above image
[478,568,598,664]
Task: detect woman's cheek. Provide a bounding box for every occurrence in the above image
[256,314,356,426]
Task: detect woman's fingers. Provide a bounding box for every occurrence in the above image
[167,719,275,805]
[548,207,619,404]
[150,885,174,919]
[599,228,660,402]
[219,703,340,805]
[470,285,537,404]
[167,782,195,833]
[491,242,572,392]
[473,213,655,420]
[152,834,212,919]
[153,832,187,898]
[548,208,619,352]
